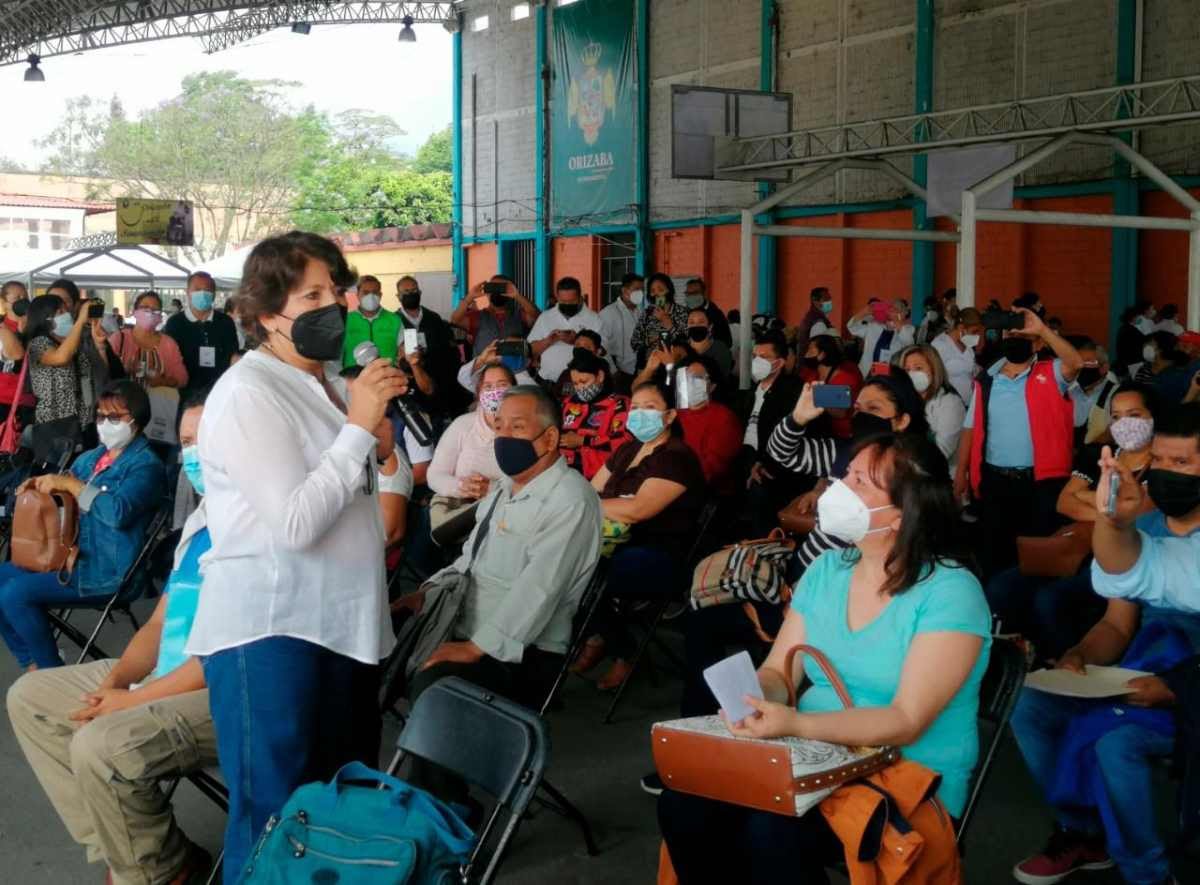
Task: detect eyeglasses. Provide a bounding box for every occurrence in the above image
[96,412,130,426]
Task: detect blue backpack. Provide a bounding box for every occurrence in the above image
[240,762,476,884]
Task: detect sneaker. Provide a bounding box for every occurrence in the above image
[1012,829,1114,884]
[640,772,664,796]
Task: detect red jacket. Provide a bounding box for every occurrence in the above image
[968,360,1074,496]
[562,393,631,480]
[677,402,744,495]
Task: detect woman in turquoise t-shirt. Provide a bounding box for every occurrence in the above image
[660,433,992,884]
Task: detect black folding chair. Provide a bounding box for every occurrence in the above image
[386,676,551,885]
[956,634,1028,843]
[47,506,173,663]
[603,500,720,724]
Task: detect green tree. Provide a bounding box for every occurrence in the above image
[412,126,452,174]
[38,95,114,176]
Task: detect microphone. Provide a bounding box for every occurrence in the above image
[353,341,435,448]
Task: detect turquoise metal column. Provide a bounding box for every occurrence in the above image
[910,0,935,324]
[535,2,550,307]
[1110,0,1139,350]
[451,24,464,306]
[755,0,778,314]
[635,0,651,274]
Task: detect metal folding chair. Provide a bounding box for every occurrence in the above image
[387,676,552,885]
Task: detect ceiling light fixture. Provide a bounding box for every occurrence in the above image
[398,15,416,42]
[291,21,311,35]
[24,54,44,82]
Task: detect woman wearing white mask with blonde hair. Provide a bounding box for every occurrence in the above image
[659,433,991,882]
[896,344,965,473]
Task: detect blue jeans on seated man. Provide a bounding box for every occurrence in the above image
[1011,686,1173,884]
[985,565,1105,662]
[0,562,86,669]
[201,636,381,884]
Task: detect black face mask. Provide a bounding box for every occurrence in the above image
[1077,367,1102,388]
[494,428,548,477]
[801,356,821,370]
[687,326,710,343]
[489,293,509,309]
[11,299,28,318]
[1146,469,1200,519]
[851,411,893,440]
[400,290,421,311]
[336,303,348,323]
[1001,337,1034,364]
[558,302,582,318]
[283,303,346,362]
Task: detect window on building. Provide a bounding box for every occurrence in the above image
[508,239,536,302]
[511,3,530,21]
[599,233,636,308]
[472,14,489,31]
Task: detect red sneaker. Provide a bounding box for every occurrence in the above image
[1013,829,1114,884]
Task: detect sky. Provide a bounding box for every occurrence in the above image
[3,20,453,168]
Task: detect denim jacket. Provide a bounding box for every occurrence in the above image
[70,434,165,595]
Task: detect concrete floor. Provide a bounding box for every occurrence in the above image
[0,603,1195,884]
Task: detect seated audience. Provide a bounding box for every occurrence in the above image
[560,350,630,480]
[682,278,732,347]
[659,434,991,883]
[847,298,915,378]
[6,391,213,885]
[931,306,984,403]
[676,355,743,492]
[0,381,165,670]
[572,380,705,690]
[1134,330,1184,387]
[797,333,863,439]
[107,290,188,389]
[1012,402,1200,885]
[427,364,512,530]
[741,330,804,536]
[529,276,604,388]
[895,344,965,470]
[552,328,611,399]
[685,307,732,383]
[1155,303,1184,337]
[631,273,689,369]
[452,275,540,357]
[632,337,693,391]
[1070,339,1120,446]
[455,337,537,394]
[986,383,1158,662]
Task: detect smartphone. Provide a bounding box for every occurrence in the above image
[403,328,420,354]
[1105,471,1120,516]
[496,339,526,358]
[472,294,490,312]
[482,281,508,297]
[982,309,1025,331]
[87,302,105,319]
[813,384,852,409]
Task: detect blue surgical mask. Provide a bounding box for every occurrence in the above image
[627,408,666,443]
[52,313,74,338]
[181,444,205,495]
[190,290,215,312]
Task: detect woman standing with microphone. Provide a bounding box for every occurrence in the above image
[184,232,408,881]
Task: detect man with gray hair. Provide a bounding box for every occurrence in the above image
[1070,337,1120,445]
[410,383,601,703]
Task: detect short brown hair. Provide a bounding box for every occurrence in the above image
[232,231,354,339]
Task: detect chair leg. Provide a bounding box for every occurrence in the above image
[75,596,118,665]
[603,598,671,725]
[537,778,599,856]
[204,849,223,885]
[50,607,72,642]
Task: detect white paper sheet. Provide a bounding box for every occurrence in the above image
[703,651,764,724]
[1024,665,1151,699]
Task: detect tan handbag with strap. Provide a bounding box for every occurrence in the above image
[651,644,900,817]
[11,488,80,583]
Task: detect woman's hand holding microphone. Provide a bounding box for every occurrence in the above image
[348,359,409,456]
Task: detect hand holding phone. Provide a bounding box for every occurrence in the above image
[403,328,420,354]
[812,384,852,410]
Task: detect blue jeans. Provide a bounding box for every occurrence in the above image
[0,562,84,669]
[201,637,381,883]
[1011,687,1173,883]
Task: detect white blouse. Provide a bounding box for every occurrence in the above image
[185,350,393,665]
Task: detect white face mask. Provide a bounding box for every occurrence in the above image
[750,356,775,383]
[97,418,135,452]
[817,479,895,544]
[359,293,382,314]
[1142,343,1157,362]
[908,369,931,394]
[960,333,980,349]
[627,288,644,307]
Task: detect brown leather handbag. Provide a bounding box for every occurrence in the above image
[11,488,80,583]
[651,644,900,817]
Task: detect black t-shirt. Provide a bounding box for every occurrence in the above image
[163,310,240,396]
[602,435,705,557]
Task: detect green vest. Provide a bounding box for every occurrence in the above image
[343,308,401,368]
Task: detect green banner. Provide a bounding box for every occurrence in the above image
[551,0,635,227]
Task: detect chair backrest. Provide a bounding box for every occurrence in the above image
[684,500,720,568]
[112,505,173,605]
[397,676,551,884]
[956,635,1027,842]
[539,559,610,716]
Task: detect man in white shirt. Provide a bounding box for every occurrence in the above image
[847,298,916,377]
[599,272,643,380]
[1155,304,1185,337]
[529,276,603,386]
[931,306,984,402]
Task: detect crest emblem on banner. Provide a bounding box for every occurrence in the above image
[568,42,616,145]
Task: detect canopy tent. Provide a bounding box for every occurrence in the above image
[0,245,191,291]
[192,243,256,291]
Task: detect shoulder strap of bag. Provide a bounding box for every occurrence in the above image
[783,643,855,709]
[54,490,80,586]
[463,491,503,577]
[0,355,30,453]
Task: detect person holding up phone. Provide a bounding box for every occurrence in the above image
[23,293,105,427]
[451,275,539,357]
[847,298,915,378]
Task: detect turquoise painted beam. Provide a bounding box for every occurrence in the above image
[756,0,778,314]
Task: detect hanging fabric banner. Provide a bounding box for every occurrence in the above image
[551,0,636,227]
